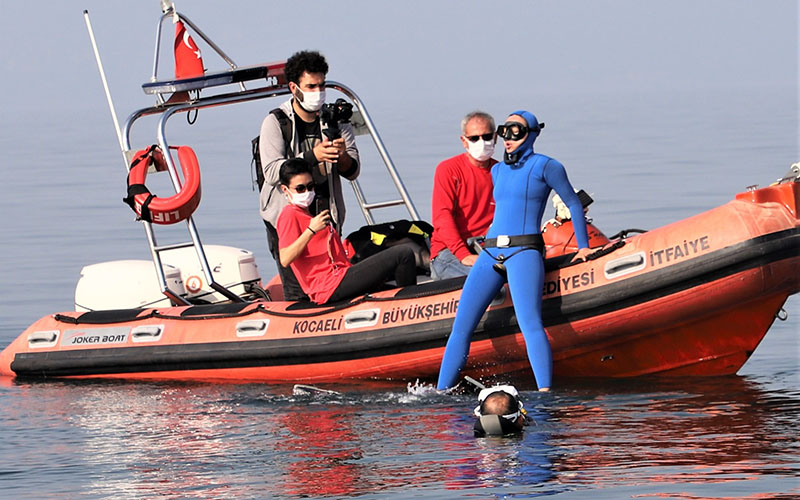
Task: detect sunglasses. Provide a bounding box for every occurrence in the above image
[290,182,315,193]
[465,133,495,142]
[496,121,544,141]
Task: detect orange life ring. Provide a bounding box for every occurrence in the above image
[124,145,202,225]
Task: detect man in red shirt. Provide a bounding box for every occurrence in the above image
[430,111,497,280]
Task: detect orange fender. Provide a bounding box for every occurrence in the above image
[542,219,611,258]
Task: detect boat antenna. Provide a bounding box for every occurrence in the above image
[83,10,126,161]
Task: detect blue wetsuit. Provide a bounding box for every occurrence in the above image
[437,111,589,390]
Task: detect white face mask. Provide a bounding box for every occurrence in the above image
[467,139,495,162]
[288,189,315,208]
[297,89,326,112]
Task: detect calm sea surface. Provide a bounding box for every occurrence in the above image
[1,71,798,499]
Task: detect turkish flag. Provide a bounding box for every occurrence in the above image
[174,20,204,79]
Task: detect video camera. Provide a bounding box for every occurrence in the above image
[320,98,354,140]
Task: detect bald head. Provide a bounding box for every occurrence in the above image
[481,391,519,416]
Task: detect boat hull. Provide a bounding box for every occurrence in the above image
[2,182,798,383]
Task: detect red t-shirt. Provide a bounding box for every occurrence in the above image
[277,204,351,303]
[430,153,495,261]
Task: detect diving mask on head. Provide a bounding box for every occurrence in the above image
[496,121,544,141]
[501,110,544,164]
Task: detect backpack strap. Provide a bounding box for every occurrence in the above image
[270,108,293,156]
[252,108,294,191]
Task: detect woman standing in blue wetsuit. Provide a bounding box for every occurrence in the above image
[437,110,592,392]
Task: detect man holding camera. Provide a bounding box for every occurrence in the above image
[259,50,360,300]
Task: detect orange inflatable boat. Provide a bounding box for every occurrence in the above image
[2,179,797,381]
[1,6,797,383]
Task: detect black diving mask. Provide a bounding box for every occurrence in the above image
[496,121,544,141]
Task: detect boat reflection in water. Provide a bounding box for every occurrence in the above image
[548,377,797,496]
[67,382,252,498]
[0,375,795,498]
[277,406,364,497]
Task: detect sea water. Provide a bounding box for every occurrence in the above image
[1,2,798,498]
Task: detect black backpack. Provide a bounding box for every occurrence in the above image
[251,108,292,191]
[345,219,434,271]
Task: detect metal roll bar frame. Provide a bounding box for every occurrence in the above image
[122,19,420,304]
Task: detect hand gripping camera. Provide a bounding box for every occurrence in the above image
[320,98,354,140]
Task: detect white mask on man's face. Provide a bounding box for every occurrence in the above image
[296,88,326,112]
[288,189,315,208]
[467,139,495,162]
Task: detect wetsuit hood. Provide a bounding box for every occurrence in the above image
[504,110,542,165]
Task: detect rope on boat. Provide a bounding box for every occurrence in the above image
[51,275,471,325]
[52,296,370,324]
[50,233,633,326]
[607,228,648,240]
[51,239,626,326]
[585,240,626,261]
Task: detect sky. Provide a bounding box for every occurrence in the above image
[0,0,796,119]
[1,1,795,207]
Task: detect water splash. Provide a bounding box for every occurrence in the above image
[406,379,440,396]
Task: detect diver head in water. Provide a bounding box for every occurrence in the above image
[496,111,545,164]
[473,384,527,437]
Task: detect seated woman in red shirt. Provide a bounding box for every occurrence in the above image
[277,158,418,304]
